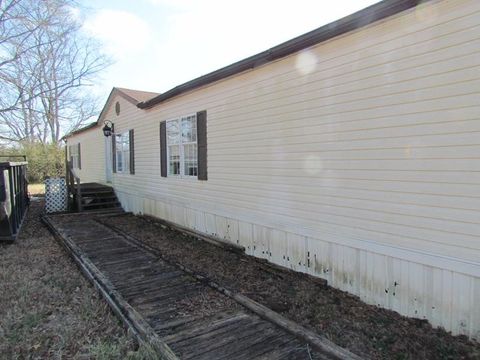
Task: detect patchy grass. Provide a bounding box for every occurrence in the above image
[126,343,162,360]
[28,183,45,196]
[0,200,148,358]
[88,342,159,360]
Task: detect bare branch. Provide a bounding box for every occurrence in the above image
[0,0,111,144]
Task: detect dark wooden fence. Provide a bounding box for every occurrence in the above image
[0,160,29,242]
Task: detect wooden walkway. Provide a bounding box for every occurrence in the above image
[43,213,359,360]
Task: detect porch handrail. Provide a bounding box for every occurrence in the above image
[66,160,82,211]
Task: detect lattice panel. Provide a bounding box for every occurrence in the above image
[45,177,67,213]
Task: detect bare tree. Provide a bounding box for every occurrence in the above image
[0,0,39,116]
[0,0,110,144]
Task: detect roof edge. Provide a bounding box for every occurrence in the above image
[116,88,142,106]
[63,121,98,140]
[63,87,149,139]
[138,0,429,109]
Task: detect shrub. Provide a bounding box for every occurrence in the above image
[0,143,65,183]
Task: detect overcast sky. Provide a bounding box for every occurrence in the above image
[80,0,380,100]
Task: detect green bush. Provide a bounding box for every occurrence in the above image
[0,143,65,183]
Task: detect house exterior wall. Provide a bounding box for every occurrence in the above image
[66,126,106,184]
[73,0,480,338]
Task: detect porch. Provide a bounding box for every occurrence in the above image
[66,161,121,213]
[72,182,121,212]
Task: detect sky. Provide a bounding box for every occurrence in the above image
[80,0,381,100]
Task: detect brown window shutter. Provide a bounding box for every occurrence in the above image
[64,145,68,169]
[68,145,73,164]
[129,129,135,175]
[112,135,116,173]
[160,121,167,177]
[197,110,207,180]
[77,143,81,169]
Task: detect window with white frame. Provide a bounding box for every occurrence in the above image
[115,132,130,173]
[69,144,80,169]
[167,114,197,177]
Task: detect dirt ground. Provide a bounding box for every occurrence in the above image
[28,183,45,196]
[102,214,480,360]
[0,201,156,359]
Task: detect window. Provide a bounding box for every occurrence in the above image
[160,110,206,180]
[115,132,130,173]
[166,114,198,177]
[69,144,80,169]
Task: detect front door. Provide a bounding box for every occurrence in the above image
[105,136,113,183]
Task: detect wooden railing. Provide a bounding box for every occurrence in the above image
[0,161,29,241]
[66,160,82,212]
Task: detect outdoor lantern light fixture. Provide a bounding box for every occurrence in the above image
[102,120,114,137]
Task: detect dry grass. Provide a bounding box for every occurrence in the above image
[28,183,45,196]
[0,200,155,359]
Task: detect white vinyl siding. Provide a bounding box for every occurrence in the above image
[66,126,106,184]
[108,0,480,265]
[166,114,198,177]
[69,145,80,169]
[115,132,130,173]
[69,0,480,338]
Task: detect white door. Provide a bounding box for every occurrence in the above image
[105,136,113,183]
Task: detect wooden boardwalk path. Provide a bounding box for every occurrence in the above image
[44,213,359,360]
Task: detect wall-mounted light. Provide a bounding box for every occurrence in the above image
[102,120,114,137]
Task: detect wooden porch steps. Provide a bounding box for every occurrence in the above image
[73,183,123,212]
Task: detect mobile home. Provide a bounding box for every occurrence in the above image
[65,0,480,339]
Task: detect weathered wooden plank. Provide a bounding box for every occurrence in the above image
[86,246,138,259]
[95,253,152,267]
[222,332,298,360]
[238,337,316,360]
[138,302,178,319]
[131,283,203,308]
[126,284,198,306]
[152,316,197,332]
[42,215,179,360]
[274,344,323,360]
[109,269,181,288]
[74,240,124,253]
[171,320,258,358]
[162,312,249,345]
[73,235,120,245]
[152,311,238,336]
[253,340,305,360]
[88,247,146,260]
[80,240,132,250]
[180,318,271,359]
[101,260,164,276]
[115,270,186,292]
[105,264,166,280]
[135,285,205,317]
[64,229,115,240]
[121,275,197,299]
[126,276,197,302]
[94,248,149,261]
[70,227,118,237]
